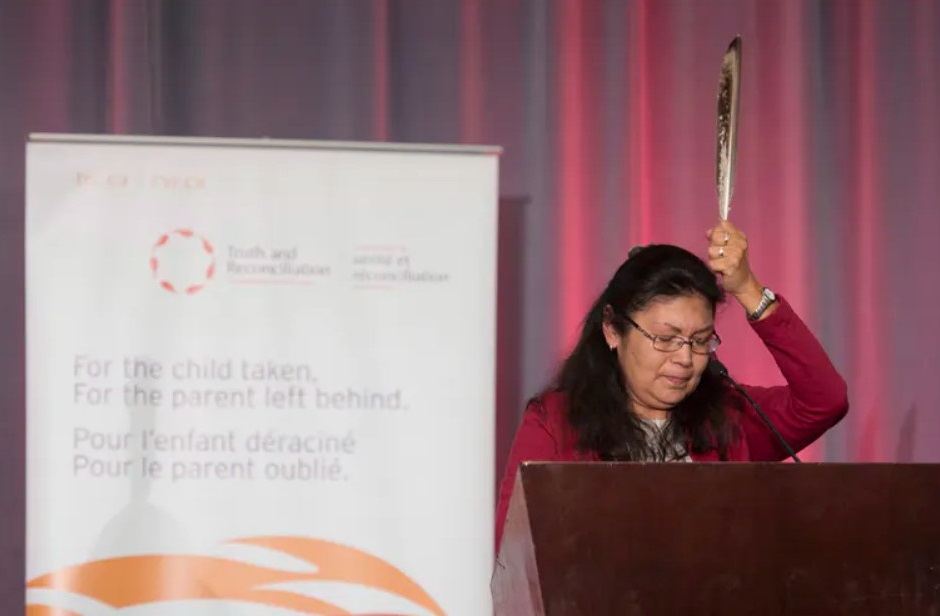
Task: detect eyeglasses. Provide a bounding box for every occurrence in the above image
[624,317,721,355]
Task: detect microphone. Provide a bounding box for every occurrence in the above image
[707,357,802,463]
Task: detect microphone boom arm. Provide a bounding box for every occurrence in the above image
[709,358,802,463]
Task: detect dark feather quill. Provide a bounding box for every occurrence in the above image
[716,36,741,221]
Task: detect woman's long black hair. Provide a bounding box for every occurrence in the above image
[547,244,736,461]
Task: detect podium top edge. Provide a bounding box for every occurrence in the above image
[27,133,503,156]
[519,461,940,468]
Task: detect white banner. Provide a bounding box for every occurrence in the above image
[25,135,498,616]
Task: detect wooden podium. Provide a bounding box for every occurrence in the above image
[491,462,940,614]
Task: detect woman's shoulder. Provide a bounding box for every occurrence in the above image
[523,390,585,456]
[523,390,568,420]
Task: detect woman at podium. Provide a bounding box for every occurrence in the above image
[495,220,848,549]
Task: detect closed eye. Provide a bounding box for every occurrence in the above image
[654,334,710,343]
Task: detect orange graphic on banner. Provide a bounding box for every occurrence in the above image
[26,536,445,616]
[26,607,82,616]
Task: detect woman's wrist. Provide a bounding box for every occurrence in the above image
[732,276,779,321]
[731,277,765,315]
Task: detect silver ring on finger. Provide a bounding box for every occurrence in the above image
[723,232,730,246]
[719,246,725,258]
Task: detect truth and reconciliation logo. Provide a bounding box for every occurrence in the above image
[150,229,216,295]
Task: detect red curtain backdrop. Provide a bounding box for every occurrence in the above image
[2,0,939,608]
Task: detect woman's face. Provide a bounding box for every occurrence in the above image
[603,294,714,419]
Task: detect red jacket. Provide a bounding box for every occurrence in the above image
[494,296,849,550]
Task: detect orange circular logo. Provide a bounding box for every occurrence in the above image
[150,229,215,294]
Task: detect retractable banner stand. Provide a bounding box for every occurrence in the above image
[25,134,499,616]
